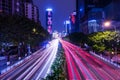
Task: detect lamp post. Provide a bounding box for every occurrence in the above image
[103,21,117,31]
[104,21,111,27]
[103,21,119,64]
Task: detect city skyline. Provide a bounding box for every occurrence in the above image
[33,0,76,32]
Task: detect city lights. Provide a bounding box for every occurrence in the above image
[104,21,111,27]
[46,8,53,34]
[46,8,53,11]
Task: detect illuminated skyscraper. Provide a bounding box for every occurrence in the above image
[70,11,76,33]
[46,8,52,34]
[76,0,112,34]
[76,0,85,32]
[64,20,71,34]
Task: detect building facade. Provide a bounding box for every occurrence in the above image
[69,11,76,33]
[77,0,112,34]
[0,0,39,23]
[76,0,85,32]
[104,0,120,21]
[24,3,39,22]
[12,0,24,15]
[64,20,71,34]
[46,8,52,34]
[0,0,25,15]
[0,0,13,14]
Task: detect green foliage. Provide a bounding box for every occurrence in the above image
[93,44,105,52]
[0,14,49,47]
[45,44,66,80]
[88,31,119,52]
[65,32,88,46]
[64,31,120,54]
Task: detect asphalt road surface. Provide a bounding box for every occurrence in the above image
[0,39,59,80]
[60,39,120,80]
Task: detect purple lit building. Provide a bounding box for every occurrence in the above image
[24,0,33,3]
[107,0,120,21]
[0,0,39,22]
[0,0,24,15]
[69,11,76,33]
[104,0,120,30]
[0,0,2,12]
[24,3,39,22]
[77,0,112,34]
[46,8,52,34]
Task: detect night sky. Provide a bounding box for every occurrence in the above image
[33,0,76,32]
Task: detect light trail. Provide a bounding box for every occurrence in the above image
[0,39,59,80]
[36,39,59,79]
[60,39,120,80]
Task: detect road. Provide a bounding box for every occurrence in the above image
[60,39,120,80]
[0,39,59,80]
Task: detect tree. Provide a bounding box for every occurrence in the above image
[0,14,49,63]
[88,31,118,53]
[0,14,49,47]
[65,32,88,46]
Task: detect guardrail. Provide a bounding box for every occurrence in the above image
[89,51,120,68]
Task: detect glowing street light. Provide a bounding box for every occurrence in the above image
[32,28,36,33]
[103,21,119,64]
[103,21,117,31]
[104,21,111,27]
[46,8,52,11]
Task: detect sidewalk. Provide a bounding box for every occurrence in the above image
[111,54,120,63]
[0,55,21,73]
[0,58,7,72]
[100,54,120,63]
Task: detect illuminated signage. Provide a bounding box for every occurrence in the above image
[46,8,52,34]
[70,12,76,24]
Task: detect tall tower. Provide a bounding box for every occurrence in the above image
[64,20,71,34]
[70,11,76,33]
[0,0,24,16]
[76,0,85,32]
[46,8,52,34]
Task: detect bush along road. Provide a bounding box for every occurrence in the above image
[45,43,66,80]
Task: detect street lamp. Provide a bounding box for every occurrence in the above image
[103,21,116,31]
[104,21,111,27]
[103,21,119,64]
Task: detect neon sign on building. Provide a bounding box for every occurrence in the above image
[46,8,52,34]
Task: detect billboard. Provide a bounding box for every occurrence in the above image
[70,11,76,33]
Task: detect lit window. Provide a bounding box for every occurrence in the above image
[16,8,19,12]
[16,2,19,6]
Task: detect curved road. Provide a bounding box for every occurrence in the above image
[0,39,59,80]
[60,39,120,80]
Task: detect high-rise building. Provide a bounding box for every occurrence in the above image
[0,0,2,13]
[103,0,120,31]
[104,0,120,21]
[76,0,112,34]
[70,11,76,33]
[64,20,71,34]
[24,0,33,3]
[24,3,39,22]
[46,8,52,34]
[76,0,85,32]
[0,0,39,23]
[13,0,24,15]
[0,0,13,14]
[0,0,24,15]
